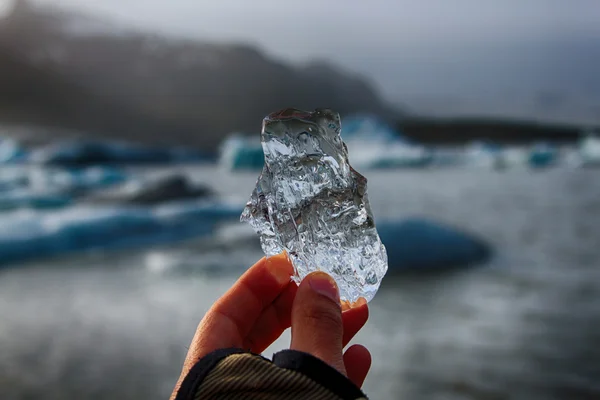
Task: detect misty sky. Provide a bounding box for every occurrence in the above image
[3,0,600,122]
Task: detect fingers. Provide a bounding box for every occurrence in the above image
[290,271,346,375]
[342,298,368,347]
[343,344,372,388]
[184,254,293,370]
[244,281,298,353]
[243,279,368,353]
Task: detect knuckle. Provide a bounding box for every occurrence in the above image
[301,303,343,331]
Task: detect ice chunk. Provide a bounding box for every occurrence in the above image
[241,108,388,303]
[528,142,558,168]
[580,133,600,166]
[0,138,26,163]
[218,134,264,171]
[30,140,210,166]
[0,199,243,266]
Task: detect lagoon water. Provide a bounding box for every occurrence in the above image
[0,166,599,399]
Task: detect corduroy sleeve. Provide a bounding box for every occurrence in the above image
[175,348,368,400]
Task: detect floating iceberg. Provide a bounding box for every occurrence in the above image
[0,166,128,200]
[378,218,492,271]
[0,200,242,265]
[0,190,72,211]
[37,166,128,193]
[528,143,558,168]
[218,134,264,171]
[220,116,432,172]
[430,147,465,168]
[0,166,128,210]
[0,168,29,192]
[84,174,214,205]
[579,134,600,167]
[465,141,502,169]
[0,138,27,164]
[31,140,210,166]
[342,115,400,143]
[347,138,433,170]
[342,115,432,170]
[497,147,528,169]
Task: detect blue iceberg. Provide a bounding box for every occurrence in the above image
[219,117,433,172]
[465,141,503,169]
[528,143,558,168]
[0,138,27,164]
[31,140,210,166]
[0,169,29,192]
[0,190,72,211]
[377,218,492,271]
[342,115,401,143]
[497,147,528,169]
[42,166,128,193]
[218,134,264,171]
[574,134,600,167]
[342,115,432,170]
[0,166,129,209]
[0,200,243,265]
[83,174,214,205]
[429,148,465,168]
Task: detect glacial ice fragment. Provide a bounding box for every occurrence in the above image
[240,108,388,303]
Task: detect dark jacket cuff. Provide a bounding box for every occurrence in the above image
[175,347,367,400]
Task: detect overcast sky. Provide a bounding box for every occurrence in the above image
[21,0,600,58]
[3,0,600,122]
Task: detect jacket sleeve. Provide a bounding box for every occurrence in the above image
[175,348,368,400]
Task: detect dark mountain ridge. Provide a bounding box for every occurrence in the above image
[0,0,398,150]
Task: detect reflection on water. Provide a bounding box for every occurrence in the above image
[0,168,599,400]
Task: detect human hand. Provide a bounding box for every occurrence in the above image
[171,253,371,399]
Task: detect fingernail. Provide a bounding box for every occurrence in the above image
[308,272,339,302]
[266,253,293,286]
[341,300,351,311]
[353,297,367,308]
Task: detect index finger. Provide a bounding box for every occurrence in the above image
[186,253,294,362]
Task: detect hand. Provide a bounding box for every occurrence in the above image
[171,253,371,399]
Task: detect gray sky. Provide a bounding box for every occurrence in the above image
[3,0,600,122]
[24,0,600,58]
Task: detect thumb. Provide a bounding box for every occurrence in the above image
[290,271,346,375]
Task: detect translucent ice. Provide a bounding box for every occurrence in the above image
[241,108,388,303]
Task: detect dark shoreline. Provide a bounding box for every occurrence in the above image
[398,116,594,146]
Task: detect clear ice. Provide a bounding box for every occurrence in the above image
[240,108,388,303]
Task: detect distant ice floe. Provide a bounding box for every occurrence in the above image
[464,141,562,170]
[83,174,215,206]
[464,141,506,169]
[218,134,264,171]
[342,115,433,170]
[567,133,600,167]
[527,143,559,168]
[0,166,128,211]
[0,151,244,264]
[378,218,492,271]
[30,140,210,166]
[498,147,528,168]
[0,190,72,211]
[140,216,493,275]
[218,116,433,171]
[0,200,242,266]
[217,115,594,172]
[0,138,27,164]
[580,134,600,166]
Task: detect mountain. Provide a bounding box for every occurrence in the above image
[0,0,398,150]
[0,45,191,145]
